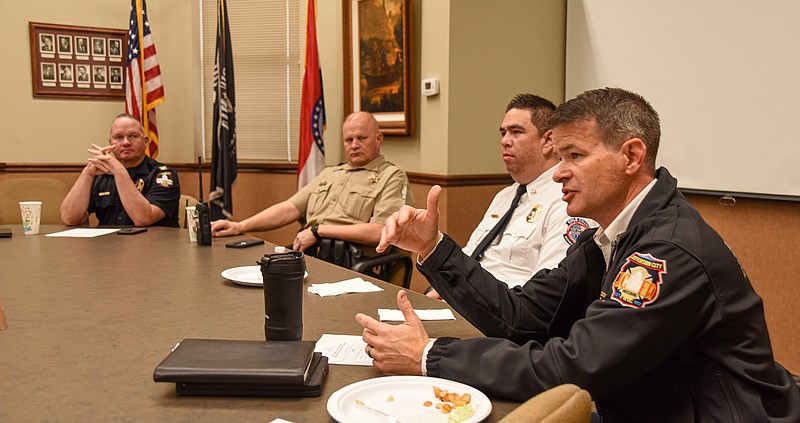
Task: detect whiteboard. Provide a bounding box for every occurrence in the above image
[566,0,800,198]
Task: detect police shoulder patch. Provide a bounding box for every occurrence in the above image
[155,172,174,188]
[563,217,590,245]
[611,252,667,308]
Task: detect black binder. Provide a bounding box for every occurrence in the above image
[153,339,328,397]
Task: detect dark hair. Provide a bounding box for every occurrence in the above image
[505,93,557,137]
[549,87,660,170]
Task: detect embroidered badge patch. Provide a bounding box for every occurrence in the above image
[562,217,590,245]
[611,252,667,308]
[155,172,173,188]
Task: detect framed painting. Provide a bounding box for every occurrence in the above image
[343,0,412,135]
[29,22,127,100]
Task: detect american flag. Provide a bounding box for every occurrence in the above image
[297,0,326,190]
[125,0,164,158]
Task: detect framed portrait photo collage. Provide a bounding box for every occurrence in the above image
[29,22,126,100]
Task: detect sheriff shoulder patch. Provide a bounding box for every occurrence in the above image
[155,172,173,188]
[563,217,590,245]
[611,252,667,308]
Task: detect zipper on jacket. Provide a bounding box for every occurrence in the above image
[712,370,742,423]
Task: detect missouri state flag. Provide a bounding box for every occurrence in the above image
[297,0,326,190]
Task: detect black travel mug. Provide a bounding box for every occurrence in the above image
[258,251,306,341]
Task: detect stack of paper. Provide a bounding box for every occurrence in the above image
[307,277,383,297]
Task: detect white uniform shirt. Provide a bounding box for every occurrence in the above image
[463,165,594,287]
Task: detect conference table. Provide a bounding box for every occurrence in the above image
[0,225,520,422]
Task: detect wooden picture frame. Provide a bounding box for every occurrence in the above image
[342,0,412,136]
[29,22,127,100]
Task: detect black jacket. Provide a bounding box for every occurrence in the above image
[421,168,800,422]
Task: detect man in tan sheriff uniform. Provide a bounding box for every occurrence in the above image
[211,111,413,252]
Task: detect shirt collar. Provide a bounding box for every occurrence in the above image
[349,155,386,172]
[519,164,558,198]
[594,178,658,264]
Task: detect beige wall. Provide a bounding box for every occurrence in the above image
[2,0,564,175]
[0,0,196,164]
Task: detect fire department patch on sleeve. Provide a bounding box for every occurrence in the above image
[563,217,590,245]
[611,252,667,308]
[155,172,174,188]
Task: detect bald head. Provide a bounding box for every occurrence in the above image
[342,112,384,168]
[343,111,380,133]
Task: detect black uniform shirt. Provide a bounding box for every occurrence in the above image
[88,156,180,227]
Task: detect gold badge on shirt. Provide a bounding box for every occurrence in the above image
[135,178,145,192]
[526,204,542,223]
[368,174,379,184]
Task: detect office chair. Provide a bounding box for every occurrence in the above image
[178,194,199,229]
[0,178,70,225]
[497,384,592,423]
[305,238,413,289]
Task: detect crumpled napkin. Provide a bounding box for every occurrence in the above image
[307,277,383,297]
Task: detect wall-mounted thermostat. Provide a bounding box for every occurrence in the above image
[421,78,439,96]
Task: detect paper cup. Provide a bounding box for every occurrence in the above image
[20,201,42,235]
[186,206,199,242]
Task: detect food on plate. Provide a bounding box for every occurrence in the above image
[428,386,476,421]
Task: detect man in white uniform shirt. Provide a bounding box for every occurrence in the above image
[427,94,592,297]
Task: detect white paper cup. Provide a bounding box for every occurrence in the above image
[19,201,42,235]
[186,206,199,242]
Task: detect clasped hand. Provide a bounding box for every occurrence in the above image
[86,143,123,176]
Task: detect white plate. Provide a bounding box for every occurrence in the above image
[327,375,491,423]
[220,265,307,287]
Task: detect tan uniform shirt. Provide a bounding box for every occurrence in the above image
[288,155,413,227]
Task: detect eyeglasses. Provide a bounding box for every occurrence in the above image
[110,133,143,143]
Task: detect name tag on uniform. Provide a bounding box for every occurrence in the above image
[99,191,111,196]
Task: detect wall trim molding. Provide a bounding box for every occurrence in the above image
[0,162,513,187]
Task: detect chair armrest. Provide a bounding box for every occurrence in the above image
[351,252,413,289]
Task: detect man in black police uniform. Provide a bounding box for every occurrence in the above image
[61,113,179,227]
[357,88,800,422]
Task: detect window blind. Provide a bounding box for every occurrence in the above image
[201,0,301,162]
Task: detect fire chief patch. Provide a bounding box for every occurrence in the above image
[611,252,667,308]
